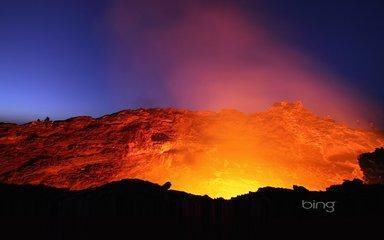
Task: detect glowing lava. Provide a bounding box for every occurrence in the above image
[0,102,383,198]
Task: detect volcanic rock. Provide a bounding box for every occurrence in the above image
[0,102,383,198]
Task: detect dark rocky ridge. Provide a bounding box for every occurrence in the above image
[0,179,383,239]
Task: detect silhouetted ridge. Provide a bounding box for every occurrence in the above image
[1,179,384,239]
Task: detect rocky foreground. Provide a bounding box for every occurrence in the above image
[0,179,383,239]
[0,102,383,197]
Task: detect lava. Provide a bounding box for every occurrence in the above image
[0,102,383,198]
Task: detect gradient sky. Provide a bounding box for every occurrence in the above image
[0,0,383,128]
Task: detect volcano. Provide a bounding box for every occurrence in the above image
[0,101,383,198]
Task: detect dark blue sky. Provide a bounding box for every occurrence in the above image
[0,0,383,127]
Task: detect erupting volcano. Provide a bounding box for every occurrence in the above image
[0,102,383,198]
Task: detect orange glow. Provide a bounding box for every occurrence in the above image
[1,2,382,198]
[101,1,383,197]
[102,1,383,198]
[112,104,384,199]
[1,104,383,199]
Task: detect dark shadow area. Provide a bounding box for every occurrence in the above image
[0,178,383,239]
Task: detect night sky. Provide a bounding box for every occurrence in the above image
[0,0,383,128]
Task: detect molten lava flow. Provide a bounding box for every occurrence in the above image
[138,104,371,198]
[0,103,383,198]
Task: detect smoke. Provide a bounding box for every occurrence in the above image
[106,0,370,125]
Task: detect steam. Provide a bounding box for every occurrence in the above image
[106,0,369,125]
